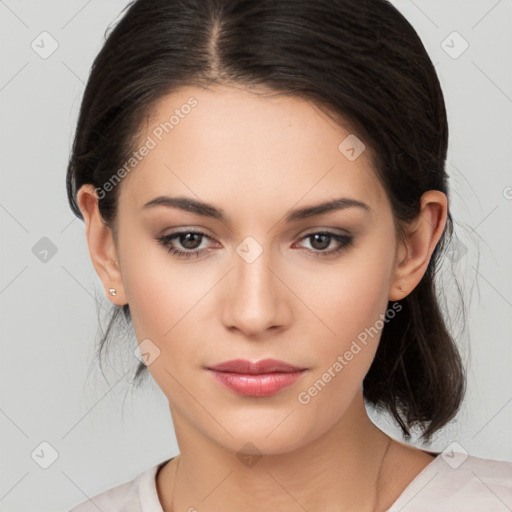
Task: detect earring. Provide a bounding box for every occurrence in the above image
[109,288,117,296]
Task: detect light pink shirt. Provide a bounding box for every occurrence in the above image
[69,453,512,511]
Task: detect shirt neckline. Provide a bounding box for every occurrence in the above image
[143,451,443,512]
[385,450,444,511]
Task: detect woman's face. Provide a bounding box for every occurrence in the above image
[113,84,401,454]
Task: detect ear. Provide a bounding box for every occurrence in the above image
[389,190,448,301]
[76,184,127,305]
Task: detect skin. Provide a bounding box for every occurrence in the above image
[77,83,447,511]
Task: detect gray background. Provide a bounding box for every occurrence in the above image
[1,1,511,511]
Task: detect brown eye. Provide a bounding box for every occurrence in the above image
[156,231,213,259]
[295,231,353,257]
[178,232,203,250]
[309,233,331,251]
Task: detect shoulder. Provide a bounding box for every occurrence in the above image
[388,453,512,511]
[67,460,168,512]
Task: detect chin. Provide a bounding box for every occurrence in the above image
[204,408,327,458]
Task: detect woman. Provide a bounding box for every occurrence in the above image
[66,0,512,510]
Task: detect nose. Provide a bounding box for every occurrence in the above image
[221,240,292,339]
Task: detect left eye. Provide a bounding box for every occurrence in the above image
[294,232,353,256]
[156,230,353,259]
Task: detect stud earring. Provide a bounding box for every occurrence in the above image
[109,288,117,296]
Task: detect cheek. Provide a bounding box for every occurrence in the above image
[117,232,205,339]
[293,270,390,428]
[120,249,208,395]
[290,239,395,401]
[299,250,394,347]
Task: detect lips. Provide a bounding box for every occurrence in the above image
[208,358,304,374]
[206,358,307,397]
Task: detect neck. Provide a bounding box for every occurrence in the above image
[157,392,398,512]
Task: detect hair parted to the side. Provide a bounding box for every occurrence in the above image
[66,0,466,443]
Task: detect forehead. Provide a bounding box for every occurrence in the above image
[118,84,387,215]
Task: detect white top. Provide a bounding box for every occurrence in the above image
[68,452,512,511]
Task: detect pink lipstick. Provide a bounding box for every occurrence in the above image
[206,358,306,397]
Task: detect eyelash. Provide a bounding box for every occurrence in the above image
[156,230,353,259]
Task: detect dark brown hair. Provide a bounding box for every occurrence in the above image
[66,0,466,442]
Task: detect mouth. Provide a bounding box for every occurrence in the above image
[206,359,307,397]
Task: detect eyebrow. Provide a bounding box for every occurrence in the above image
[142,195,371,223]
